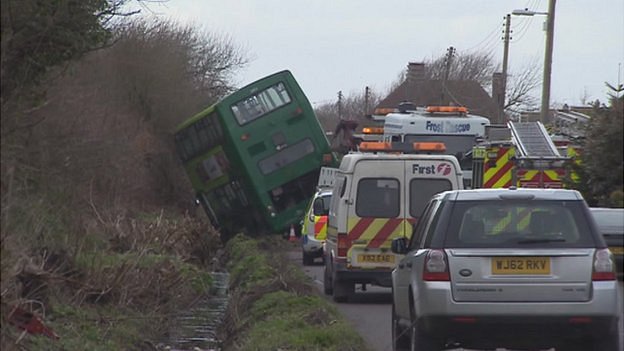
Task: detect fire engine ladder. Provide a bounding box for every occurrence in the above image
[508,121,561,158]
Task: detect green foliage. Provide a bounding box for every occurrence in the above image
[25,303,153,350]
[222,235,370,351]
[179,264,214,294]
[577,96,624,207]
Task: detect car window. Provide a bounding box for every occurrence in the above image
[313,194,331,216]
[443,200,595,248]
[409,200,435,250]
[423,201,445,248]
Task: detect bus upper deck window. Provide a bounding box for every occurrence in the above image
[231,82,292,125]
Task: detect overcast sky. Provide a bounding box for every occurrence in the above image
[140,0,624,108]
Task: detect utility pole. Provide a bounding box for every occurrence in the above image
[364,86,370,116]
[442,46,455,103]
[443,46,456,82]
[501,14,512,122]
[540,0,556,124]
[337,91,343,119]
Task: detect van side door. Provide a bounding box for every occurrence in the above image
[405,158,459,228]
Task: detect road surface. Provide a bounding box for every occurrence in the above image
[286,248,624,351]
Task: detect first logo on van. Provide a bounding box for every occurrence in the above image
[412,163,452,175]
[437,163,452,175]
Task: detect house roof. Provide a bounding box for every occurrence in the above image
[376,79,502,121]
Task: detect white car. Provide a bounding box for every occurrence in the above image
[391,188,621,351]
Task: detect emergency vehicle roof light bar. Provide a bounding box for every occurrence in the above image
[426,106,468,114]
[414,142,446,152]
[362,127,384,135]
[358,141,446,153]
[373,107,397,115]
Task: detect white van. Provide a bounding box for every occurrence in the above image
[323,147,463,302]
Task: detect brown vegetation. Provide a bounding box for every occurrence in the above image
[1,16,247,349]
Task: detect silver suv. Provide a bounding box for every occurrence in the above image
[391,188,621,351]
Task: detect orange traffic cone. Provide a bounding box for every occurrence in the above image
[288,224,297,242]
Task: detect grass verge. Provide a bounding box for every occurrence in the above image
[220,234,371,351]
[1,204,222,351]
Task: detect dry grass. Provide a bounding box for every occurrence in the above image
[0,18,246,349]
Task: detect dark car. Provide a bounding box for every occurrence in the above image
[590,207,624,280]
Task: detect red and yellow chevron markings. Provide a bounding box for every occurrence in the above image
[314,216,328,239]
[347,217,407,249]
[483,147,514,188]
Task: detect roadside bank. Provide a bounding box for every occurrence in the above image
[219,234,372,351]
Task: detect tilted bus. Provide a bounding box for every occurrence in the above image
[174,70,337,239]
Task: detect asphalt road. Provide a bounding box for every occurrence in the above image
[287,248,624,351]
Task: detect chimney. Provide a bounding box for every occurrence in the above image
[406,62,425,83]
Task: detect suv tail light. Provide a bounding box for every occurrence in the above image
[592,249,616,281]
[337,234,351,257]
[423,249,450,281]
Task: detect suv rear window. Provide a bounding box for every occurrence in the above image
[443,200,595,248]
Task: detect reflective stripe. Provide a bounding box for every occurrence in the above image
[314,215,328,240]
[517,169,563,188]
[490,208,532,233]
[567,147,581,183]
[483,147,514,188]
[347,217,408,248]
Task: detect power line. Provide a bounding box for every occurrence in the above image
[465,20,504,53]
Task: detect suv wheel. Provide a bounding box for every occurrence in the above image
[392,301,409,351]
[408,305,439,351]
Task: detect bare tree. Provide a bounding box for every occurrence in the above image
[315,88,382,132]
[424,51,497,87]
[504,59,541,110]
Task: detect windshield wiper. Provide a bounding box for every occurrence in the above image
[517,238,566,244]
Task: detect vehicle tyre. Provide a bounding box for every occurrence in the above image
[591,331,620,351]
[392,300,409,351]
[323,259,333,295]
[332,273,353,303]
[302,251,313,266]
[408,304,440,351]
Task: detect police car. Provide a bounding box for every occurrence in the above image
[301,188,332,265]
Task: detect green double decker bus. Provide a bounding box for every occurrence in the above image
[174,70,337,239]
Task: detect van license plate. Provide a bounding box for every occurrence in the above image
[357,254,395,264]
[491,257,550,275]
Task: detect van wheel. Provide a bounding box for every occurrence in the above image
[323,260,332,295]
[302,252,313,266]
[332,274,353,303]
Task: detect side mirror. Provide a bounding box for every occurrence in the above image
[391,237,408,254]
